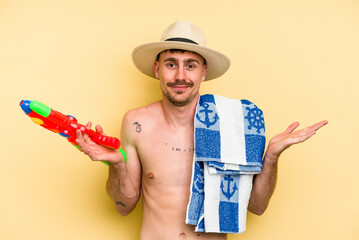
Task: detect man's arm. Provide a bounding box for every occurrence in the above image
[107,111,142,216]
[76,111,142,216]
[248,120,328,215]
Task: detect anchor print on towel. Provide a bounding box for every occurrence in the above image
[196,103,219,128]
[221,176,238,200]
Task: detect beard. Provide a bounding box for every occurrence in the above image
[163,80,196,107]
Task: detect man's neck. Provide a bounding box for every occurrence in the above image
[161,94,199,129]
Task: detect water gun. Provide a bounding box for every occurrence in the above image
[19,100,126,164]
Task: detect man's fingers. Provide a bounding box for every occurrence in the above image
[76,130,84,144]
[83,132,93,144]
[287,120,328,135]
[310,120,328,132]
[75,124,121,163]
[76,130,99,159]
[290,121,327,144]
[76,130,89,154]
[294,130,316,143]
[284,121,300,134]
[86,122,106,135]
[299,120,328,134]
[95,124,105,135]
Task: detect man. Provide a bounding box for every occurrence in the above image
[76,21,327,240]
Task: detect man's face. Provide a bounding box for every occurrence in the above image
[154,50,207,107]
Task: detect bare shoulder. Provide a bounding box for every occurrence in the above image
[123,101,163,125]
[121,101,163,142]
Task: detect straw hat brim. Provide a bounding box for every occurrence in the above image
[132,41,231,81]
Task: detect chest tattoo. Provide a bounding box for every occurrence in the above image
[171,147,195,152]
[165,141,194,152]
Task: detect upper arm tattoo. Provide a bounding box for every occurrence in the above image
[133,122,142,133]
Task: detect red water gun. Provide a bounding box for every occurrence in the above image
[20,100,126,164]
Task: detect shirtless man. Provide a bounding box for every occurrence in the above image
[75,21,328,240]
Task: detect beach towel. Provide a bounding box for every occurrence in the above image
[186,94,266,234]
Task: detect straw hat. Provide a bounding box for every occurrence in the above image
[132,21,231,81]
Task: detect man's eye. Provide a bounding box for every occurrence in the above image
[167,63,176,68]
[187,64,196,69]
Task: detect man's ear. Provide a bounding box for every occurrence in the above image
[154,61,160,79]
[201,64,207,82]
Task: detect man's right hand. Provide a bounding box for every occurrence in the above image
[75,121,125,165]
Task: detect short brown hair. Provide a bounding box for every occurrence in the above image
[156,49,207,65]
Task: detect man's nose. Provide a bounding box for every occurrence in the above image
[175,66,185,80]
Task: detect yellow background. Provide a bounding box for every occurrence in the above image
[1,0,358,239]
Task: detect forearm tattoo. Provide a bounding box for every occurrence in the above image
[133,122,142,133]
[116,201,126,207]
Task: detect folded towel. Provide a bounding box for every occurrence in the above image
[186,94,266,234]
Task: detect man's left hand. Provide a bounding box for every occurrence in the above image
[266,120,328,160]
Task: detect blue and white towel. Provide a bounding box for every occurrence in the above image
[185,94,266,234]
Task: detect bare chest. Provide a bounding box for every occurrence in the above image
[137,127,195,187]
